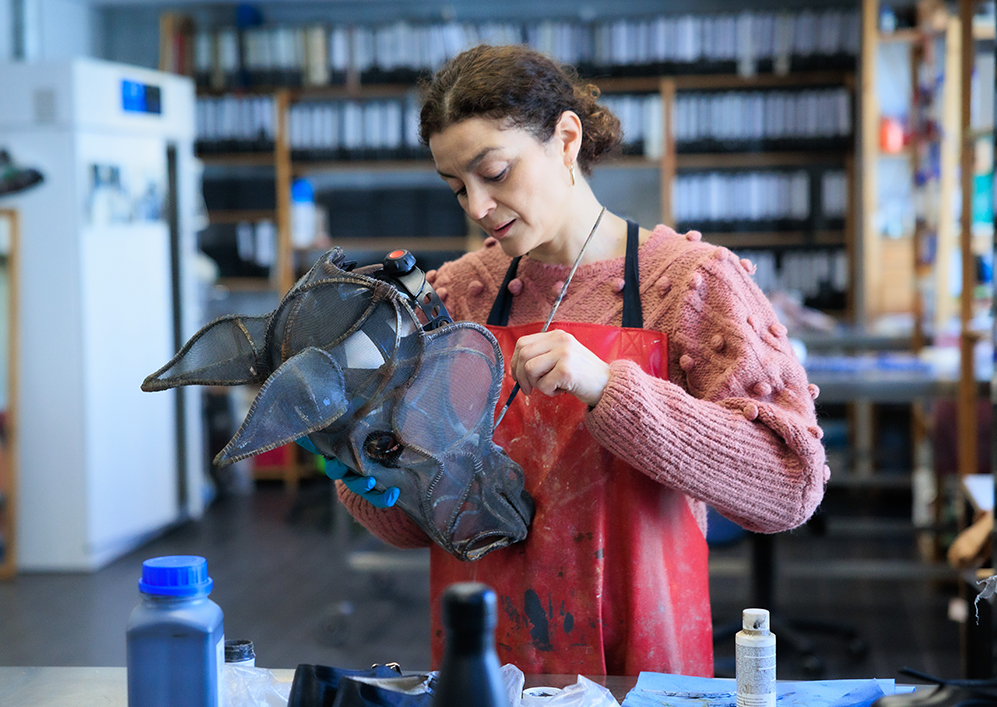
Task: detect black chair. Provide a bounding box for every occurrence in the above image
[713,529,869,678]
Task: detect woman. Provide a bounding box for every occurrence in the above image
[334,44,828,677]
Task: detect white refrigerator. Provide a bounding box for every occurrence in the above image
[0,58,207,570]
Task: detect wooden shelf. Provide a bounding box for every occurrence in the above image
[208,209,276,224]
[196,71,856,101]
[877,21,994,44]
[879,28,922,43]
[286,150,849,174]
[291,83,417,101]
[292,159,436,176]
[216,277,276,292]
[209,152,825,174]
[591,77,662,93]
[677,151,848,169]
[197,85,290,97]
[599,155,659,169]
[593,71,855,91]
[301,236,471,253]
[877,145,917,159]
[291,155,664,176]
[200,83,418,100]
[672,70,855,90]
[199,153,275,167]
[251,443,310,492]
[974,22,996,41]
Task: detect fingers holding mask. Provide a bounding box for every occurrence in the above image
[510,329,610,408]
[295,438,400,508]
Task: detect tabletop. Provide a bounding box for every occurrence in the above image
[0,666,640,705]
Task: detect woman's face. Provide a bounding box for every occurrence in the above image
[429,117,573,259]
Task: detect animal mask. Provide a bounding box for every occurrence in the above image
[142,248,534,561]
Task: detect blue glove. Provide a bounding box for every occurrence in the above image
[295,438,400,508]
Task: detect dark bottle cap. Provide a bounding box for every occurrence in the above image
[225,639,256,663]
[383,249,417,277]
[440,582,497,632]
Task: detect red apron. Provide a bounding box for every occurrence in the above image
[428,223,713,676]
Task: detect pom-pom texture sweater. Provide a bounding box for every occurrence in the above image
[336,225,829,544]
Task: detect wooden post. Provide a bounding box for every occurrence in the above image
[957,0,978,482]
[911,37,928,355]
[935,18,961,337]
[275,89,294,297]
[659,78,676,227]
[859,0,881,324]
[273,90,301,491]
[844,151,857,322]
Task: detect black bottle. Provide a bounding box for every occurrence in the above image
[432,583,510,707]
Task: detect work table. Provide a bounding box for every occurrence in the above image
[0,666,640,705]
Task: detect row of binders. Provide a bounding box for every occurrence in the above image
[599,95,664,159]
[674,89,852,143]
[673,170,848,224]
[191,9,860,89]
[737,248,848,299]
[194,91,853,158]
[287,97,422,154]
[196,95,276,147]
[193,93,659,155]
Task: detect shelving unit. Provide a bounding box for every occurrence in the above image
[171,6,863,483]
[664,70,856,315]
[901,1,993,484]
[956,3,995,676]
[857,0,994,576]
[213,75,857,313]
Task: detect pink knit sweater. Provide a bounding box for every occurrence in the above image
[337,225,829,544]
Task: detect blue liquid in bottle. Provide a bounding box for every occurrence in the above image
[127,555,224,707]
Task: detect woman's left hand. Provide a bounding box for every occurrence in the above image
[510,329,610,408]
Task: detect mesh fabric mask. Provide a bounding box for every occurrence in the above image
[143,248,534,561]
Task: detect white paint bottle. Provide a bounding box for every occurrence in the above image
[736,608,776,707]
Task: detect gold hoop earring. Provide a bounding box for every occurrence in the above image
[569,163,576,187]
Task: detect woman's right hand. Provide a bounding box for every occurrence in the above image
[510,329,611,408]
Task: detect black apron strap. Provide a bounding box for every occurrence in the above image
[486,256,522,327]
[622,220,644,329]
[485,222,644,329]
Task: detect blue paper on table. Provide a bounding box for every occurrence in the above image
[621,673,916,707]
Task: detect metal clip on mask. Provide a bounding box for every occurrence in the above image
[141,247,534,561]
[361,249,453,333]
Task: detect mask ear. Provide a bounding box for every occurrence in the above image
[142,314,271,391]
[394,322,503,455]
[215,346,351,465]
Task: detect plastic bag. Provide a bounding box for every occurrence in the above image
[501,664,621,707]
[224,664,294,707]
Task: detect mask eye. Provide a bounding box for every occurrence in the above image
[363,431,403,464]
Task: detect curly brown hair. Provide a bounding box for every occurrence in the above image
[419,44,622,175]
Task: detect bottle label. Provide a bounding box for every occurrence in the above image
[737,693,777,707]
[736,643,775,707]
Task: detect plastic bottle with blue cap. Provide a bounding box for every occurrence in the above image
[291,178,317,249]
[126,555,225,707]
